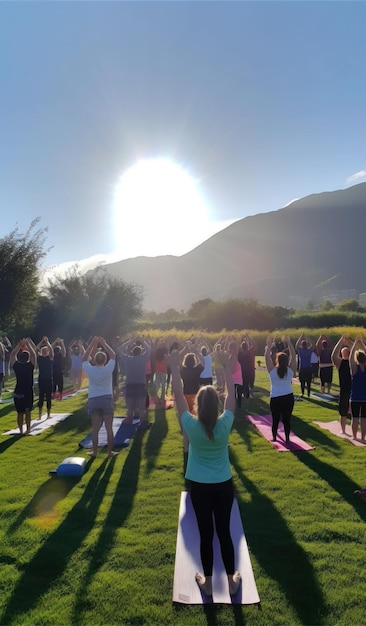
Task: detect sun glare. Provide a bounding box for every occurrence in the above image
[113,158,210,259]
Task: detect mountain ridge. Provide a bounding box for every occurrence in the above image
[93,182,366,312]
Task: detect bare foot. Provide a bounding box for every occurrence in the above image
[108,451,119,458]
[195,572,212,596]
[87,451,96,458]
[228,571,241,595]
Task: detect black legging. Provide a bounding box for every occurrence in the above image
[270,392,294,441]
[38,378,53,412]
[299,367,312,396]
[235,383,243,408]
[190,478,235,577]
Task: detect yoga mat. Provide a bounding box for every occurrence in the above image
[173,491,260,605]
[314,420,366,447]
[62,387,88,399]
[246,414,315,452]
[79,417,139,449]
[114,420,139,446]
[3,413,72,436]
[311,392,339,402]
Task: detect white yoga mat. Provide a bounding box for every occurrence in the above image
[173,491,260,605]
[3,413,72,436]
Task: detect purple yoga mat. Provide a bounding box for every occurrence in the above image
[246,414,315,452]
[173,492,260,605]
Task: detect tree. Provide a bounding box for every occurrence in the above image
[320,300,335,311]
[39,266,143,340]
[187,299,214,319]
[336,299,362,312]
[0,219,49,333]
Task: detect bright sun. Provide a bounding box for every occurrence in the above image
[113,158,210,259]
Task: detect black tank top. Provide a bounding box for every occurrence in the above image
[339,359,351,392]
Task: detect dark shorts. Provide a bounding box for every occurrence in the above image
[351,401,366,419]
[87,395,114,417]
[14,392,34,413]
[53,373,64,392]
[299,367,312,383]
[339,390,351,417]
[125,383,146,411]
[320,366,333,385]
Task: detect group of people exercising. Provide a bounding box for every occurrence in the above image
[4,329,366,599]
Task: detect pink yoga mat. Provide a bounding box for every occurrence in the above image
[173,491,260,605]
[246,414,315,451]
[314,420,366,447]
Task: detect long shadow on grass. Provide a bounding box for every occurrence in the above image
[0,457,114,625]
[41,406,90,440]
[232,396,271,453]
[295,452,366,523]
[290,413,342,454]
[230,448,327,625]
[71,430,143,624]
[144,407,168,476]
[0,434,25,453]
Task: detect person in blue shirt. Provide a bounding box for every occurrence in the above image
[168,347,241,598]
[349,336,366,441]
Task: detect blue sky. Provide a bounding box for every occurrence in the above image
[1,1,365,267]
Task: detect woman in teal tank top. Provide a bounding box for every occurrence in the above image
[168,347,241,598]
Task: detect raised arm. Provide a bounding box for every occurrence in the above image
[44,337,54,359]
[349,337,363,376]
[331,335,345,369]
[286,336,297,374]
[98,337,116,360]
[216,349,235,413]
[167,349,188,417]
[83,336,99,362]
[59,339,66,358]
[10,340,23,367]
[316,334,325,355]
[295,333,304,352]
[25,338,37,365]
[265,336,274,373]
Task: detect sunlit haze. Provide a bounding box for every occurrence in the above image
[113,158,234,259]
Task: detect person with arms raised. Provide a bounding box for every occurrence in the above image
[265,335,297,444]
[82,336,118,458]
[10,338,36,434]
[168,346,241,598]
[331,334,352,434]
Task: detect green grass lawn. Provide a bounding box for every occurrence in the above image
[0,369,365,625]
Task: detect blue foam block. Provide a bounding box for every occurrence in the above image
[56,456,87,477]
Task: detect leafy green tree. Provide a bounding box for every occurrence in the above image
[320,300,335,311]
[336,299,361,312]
[0,219,48,334]
[38,266,143,340]
[187,299,214,319]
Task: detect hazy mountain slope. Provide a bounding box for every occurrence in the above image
[100,182,366,311]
